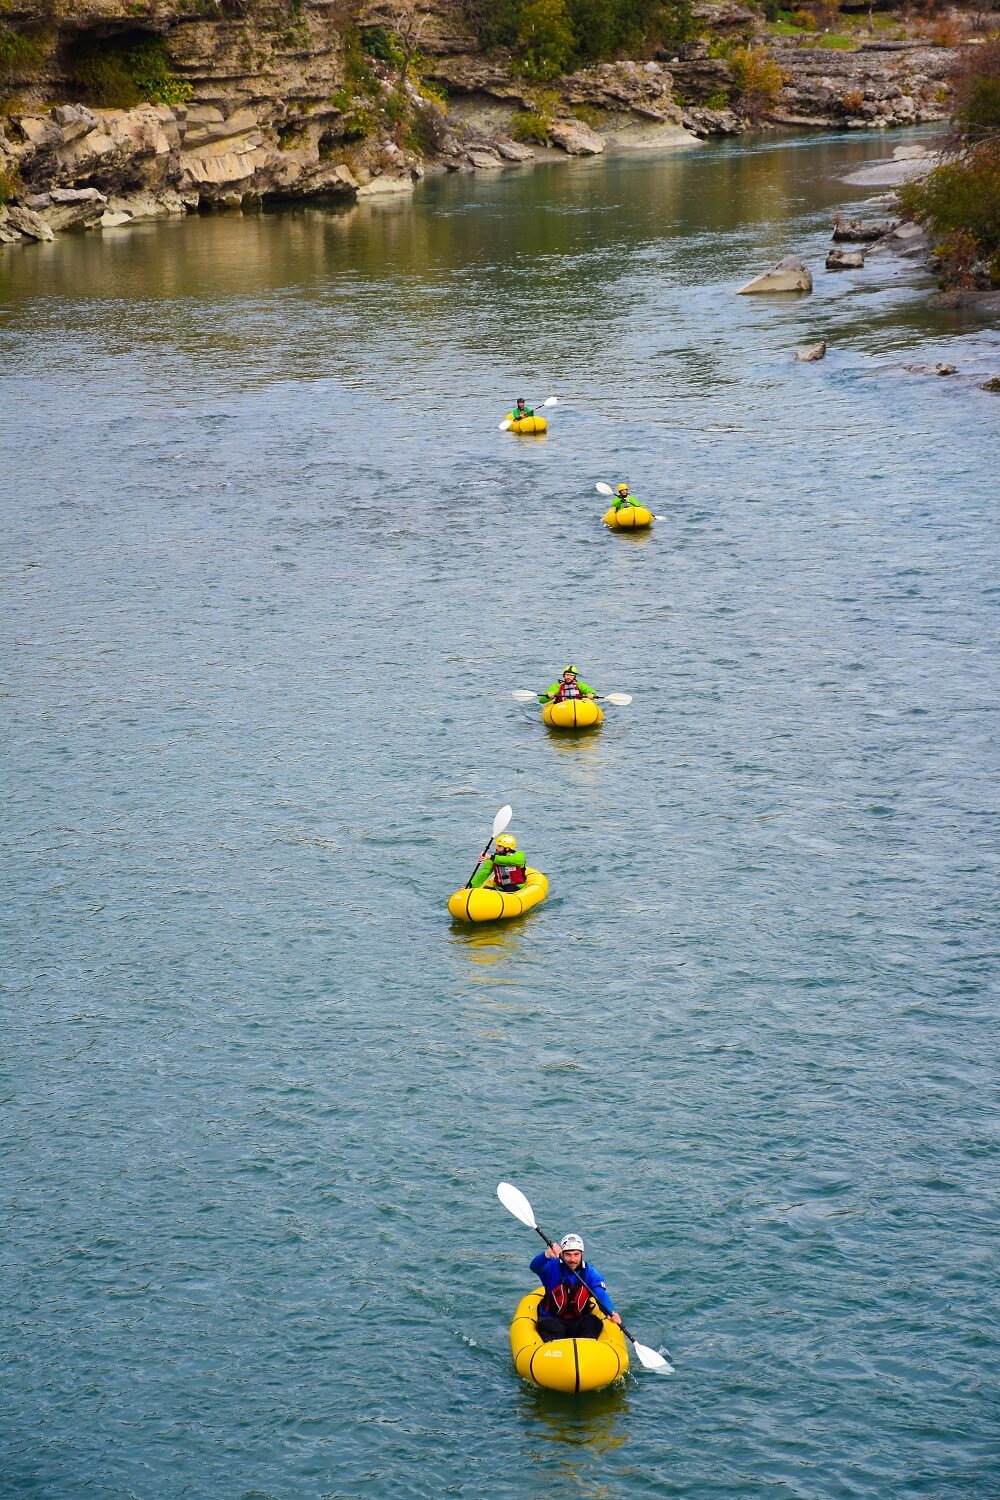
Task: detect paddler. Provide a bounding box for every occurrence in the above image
[512,398,534,421]
[539,666,597,704]
[531,1233,622,1342]
[612,483,637,513]
[470,832,527,891]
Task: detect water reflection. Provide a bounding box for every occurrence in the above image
[521,1383,632,1494]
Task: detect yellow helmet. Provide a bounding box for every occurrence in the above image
[495,834,517,853]
[616,483,629,494]
[563,665,578,676]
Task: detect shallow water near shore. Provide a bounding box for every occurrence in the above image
[2,128,999,1499]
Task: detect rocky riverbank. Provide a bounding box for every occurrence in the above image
[0,0,960,248]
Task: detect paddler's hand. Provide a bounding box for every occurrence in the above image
[609,1312,621,1326]
[545,1242,561,1259]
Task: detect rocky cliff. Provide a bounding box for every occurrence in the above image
[0,0,956,247]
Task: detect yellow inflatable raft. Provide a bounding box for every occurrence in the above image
[541,699,604,731]
[506,413,548,435]
[448,867,549,923]
[510,1288,629,1393]
[604,505,654,530]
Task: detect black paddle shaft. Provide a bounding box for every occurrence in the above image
[464,836,495,890]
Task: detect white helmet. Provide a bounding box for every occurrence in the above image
[561,1233,584,1253]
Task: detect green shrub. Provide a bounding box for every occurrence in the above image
[730,44,787,118]
[510,106,551,141]
[361,24,404,67]
[464,0,693,70]
[127,40,192,104]
[516,0,575,79]
[899,141,1000,279]
[339,101,377,141]
[0,26,43,81]
[70,37,191,107]
[0,162,21,204]
[704,85,730,107]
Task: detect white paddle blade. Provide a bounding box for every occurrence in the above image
[492,805,513,838]
[633,1340,673,1373]
[497,1181,537,1229]
[595,482,614,495]
[542,396,559,407]
[499,418,513,430]
[603,693,632,706]
[510,690,537,702]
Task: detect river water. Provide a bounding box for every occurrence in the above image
[2,129,999,1499]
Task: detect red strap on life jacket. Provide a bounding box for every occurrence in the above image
[556,682,582,701]
[547,1275,592,1320]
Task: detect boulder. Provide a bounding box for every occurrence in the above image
[737,255,812,294]
[981,377,1000,393]
[50,105,99,144]
[548,118,605,155]
[356,175,415,197]
[826,247,865,270]
[494,138,535,161]
[795,341,826,362]
[467,147,504,169]
[99,210,133,228]
[0,208,24,244]
[832,218,894,242]
[5,205,54,241]
[882,220,929,257]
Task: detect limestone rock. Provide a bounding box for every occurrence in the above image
[50,105,99,144]
[5,205,54,241]
[795,341,827,362]
[99,210,133,229]
[826,247,865,270]
[494,138,535,162]
[548,118,604,155]
[467,147,504,169]
[0,208,24,244]
[832,218,894,243]
[738,255,812,294]
[356,175,415,197]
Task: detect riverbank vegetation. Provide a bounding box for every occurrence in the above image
[899,35,1000,288]
[464,0,695,77]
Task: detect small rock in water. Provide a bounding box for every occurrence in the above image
[795,341,826,362]
[826,248,865,271]
[904,362,957,376]
[737,255,812,295]
[981,377,1000,392]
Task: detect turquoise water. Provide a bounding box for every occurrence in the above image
[2,130,999,1498]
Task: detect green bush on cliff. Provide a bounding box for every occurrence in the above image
[0,26,44,82]
[70,37,192,108]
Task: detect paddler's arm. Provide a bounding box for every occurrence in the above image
[492,853,526,873]
[540,682,560,702]
[470,856,494,890]
[577,680,596,698]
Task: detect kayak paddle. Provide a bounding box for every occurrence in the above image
[496,1181,673,1373]
[595,481,663,521]
[499,396,559,431]
[463,804,513,889]
[510,690,632,706]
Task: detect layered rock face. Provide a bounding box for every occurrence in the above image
[0,0,959,248]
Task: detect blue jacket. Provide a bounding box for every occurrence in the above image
[530,1251,615,1316]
